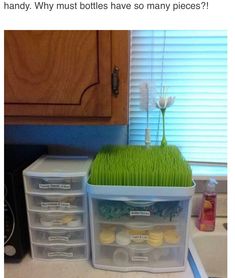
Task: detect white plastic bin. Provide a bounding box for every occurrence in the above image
[87,183,195,273]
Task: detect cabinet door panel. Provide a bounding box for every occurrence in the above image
[5,31,112,117]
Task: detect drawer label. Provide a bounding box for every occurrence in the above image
[130,235,149,240]
[39,183,71,190]
[48,252,73,258]
[130,211,150,216]
[41,202,71,208]
[131,256,149,262]
[48,236,69,242]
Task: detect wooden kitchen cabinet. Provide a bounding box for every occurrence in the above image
[4,30,129,124]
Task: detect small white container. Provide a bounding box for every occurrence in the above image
[23,155,92,261]
[87,183,195,273]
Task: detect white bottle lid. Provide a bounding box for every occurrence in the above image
[207,178,218,192]
[113,248,129,266]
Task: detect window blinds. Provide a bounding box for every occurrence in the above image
[129,30,227,163]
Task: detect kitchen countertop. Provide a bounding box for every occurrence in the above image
[4,254,194,278]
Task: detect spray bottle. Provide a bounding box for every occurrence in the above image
[198,178,218,231]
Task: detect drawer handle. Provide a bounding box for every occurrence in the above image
[48,236,69,242]
[125,201,155,207]
[112,66,120,96]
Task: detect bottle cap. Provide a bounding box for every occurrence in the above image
[113,248,129,266]
[207,177,218,192]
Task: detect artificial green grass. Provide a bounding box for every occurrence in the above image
[89,145,192,187]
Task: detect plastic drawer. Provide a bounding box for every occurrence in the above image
[30,228,87,244]
[26,194,84,211]
[95,199,185,223]
[95,223,185,269]
[32,244,87,260]
[24,176,85,194]
[95,244,184,268]
[96,223,184,247]
[28,211,85,228]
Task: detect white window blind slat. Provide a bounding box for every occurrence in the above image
[128,30,227,163]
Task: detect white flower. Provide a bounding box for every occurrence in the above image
[155,96,175,110]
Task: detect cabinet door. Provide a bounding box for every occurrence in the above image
[5,31,112,118]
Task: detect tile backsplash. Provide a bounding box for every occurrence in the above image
[5,125,128,155]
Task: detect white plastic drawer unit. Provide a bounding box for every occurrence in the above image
[26,193,84,211]
[23,155,92,261]
[87,184,195,273]
[31,244,87,260]
[30,228,87,244]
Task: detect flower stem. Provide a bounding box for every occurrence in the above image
[161,109,167,147]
